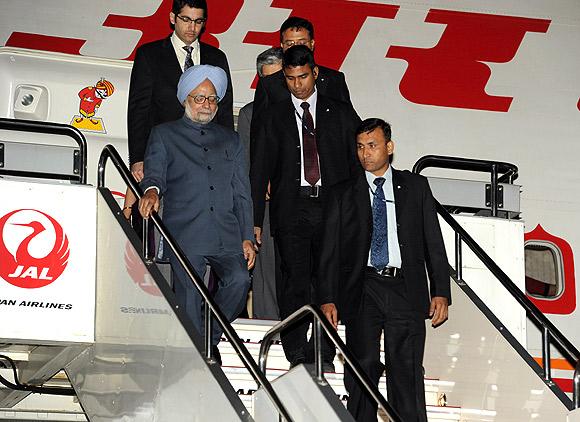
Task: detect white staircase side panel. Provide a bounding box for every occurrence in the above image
[440,215,527,347]
[254,364,354,422]
[64,190,252,421]
[424,281,568,421]
[0,179,96,344]
[568,408,580,422]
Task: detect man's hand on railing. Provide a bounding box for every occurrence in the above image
[429,296,449,327]
[321,303,339,330]
[243,240,256,270]
[139,189,160,219]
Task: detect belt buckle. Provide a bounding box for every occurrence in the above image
[309,185,319,198]
[379,266,397,277]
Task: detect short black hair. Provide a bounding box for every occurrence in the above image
[256,47,284,77]
[283,45,316,70]
[356,118,392,141]
[279,16,314,42]
[172,0,207,17]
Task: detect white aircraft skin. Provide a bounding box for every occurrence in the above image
[0,0,579,392]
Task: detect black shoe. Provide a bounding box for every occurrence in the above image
[322,362,335,373]
[289,357,305,369]
[211,346,222,366]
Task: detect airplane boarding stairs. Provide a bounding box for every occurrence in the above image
[0,120,578,420]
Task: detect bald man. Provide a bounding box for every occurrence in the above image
[139,65,255,363]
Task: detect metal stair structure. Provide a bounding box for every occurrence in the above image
[0,119,578,421]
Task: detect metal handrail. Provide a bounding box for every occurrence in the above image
[259,305,403,422]
[97,144,292,422]
[413,156,579,407]
[412,155,518,181]
[0,117,87,183]
[436,201,580,408]
[412,155,519,217]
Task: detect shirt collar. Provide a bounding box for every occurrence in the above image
[171,32,200,56]
[291,89,318,115]
[365,165,393,190]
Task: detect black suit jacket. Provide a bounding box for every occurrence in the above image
[250,66,353,145]
[317,170,451,320]
[250,94,361,231]
[127,36,234,165]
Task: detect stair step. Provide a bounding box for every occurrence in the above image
[222,365,448,407]
[0,319,496,421]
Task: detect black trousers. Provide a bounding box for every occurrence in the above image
[345,271,427,422]
[274,197,335,364]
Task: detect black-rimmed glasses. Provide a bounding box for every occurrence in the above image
[176,15,206,25]
[188,94,219,105]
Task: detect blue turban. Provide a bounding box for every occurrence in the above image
[177,65,227,104]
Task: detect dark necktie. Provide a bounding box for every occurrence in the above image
[370,177,389,270]
[183,45,194,71]
[300,102,320,186]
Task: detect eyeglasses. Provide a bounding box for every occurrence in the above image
[282,39,312,48]
[188,94,219,105]
[176,15,206,25]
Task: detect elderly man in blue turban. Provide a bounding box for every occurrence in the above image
[139,65,255,364]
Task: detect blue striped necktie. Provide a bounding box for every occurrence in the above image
[370,177,389,269]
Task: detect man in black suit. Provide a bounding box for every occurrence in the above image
[250,46,360,369]
[250,16,353,144]
[318,118,451,421]
[128,0,233,181]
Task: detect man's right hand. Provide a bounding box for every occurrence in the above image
[131,161,144,182]
[321,303,338,330]
[254,226,262,246]
[139,189,160,219]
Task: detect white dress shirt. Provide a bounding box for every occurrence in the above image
[291,90,321,187]
[171,32,200,71]
[366,166,402,268]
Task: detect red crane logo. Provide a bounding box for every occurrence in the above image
[124,241,161,297]
[0,209,70,288]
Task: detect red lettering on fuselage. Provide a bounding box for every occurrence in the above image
[387,9,550,112]
[6,32,86,55]
[243,0,399,71]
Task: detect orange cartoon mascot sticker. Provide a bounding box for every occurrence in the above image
[71,78,114,133]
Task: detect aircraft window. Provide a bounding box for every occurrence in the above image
[525,242,563,299]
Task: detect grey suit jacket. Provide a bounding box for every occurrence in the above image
[237,101,253,168]
[141,116,253,256]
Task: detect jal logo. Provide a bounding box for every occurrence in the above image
[0,209,70,288]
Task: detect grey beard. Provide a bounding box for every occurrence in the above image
[184,103,217,124]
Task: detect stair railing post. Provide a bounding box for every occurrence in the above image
[490,163,498,217]
[455,232,462,280]
[142,218,148,259]
[205,301,212,361]
[542,326,551,381]
[313,317,324,384]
